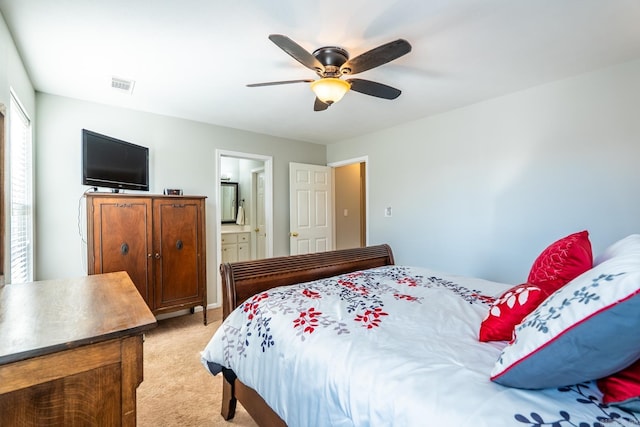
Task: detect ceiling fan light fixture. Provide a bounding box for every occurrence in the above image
[310,78,350,104]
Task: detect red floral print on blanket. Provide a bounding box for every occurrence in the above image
[355,307,388,329]
[471,292,496,305]
[397,277,418,287]
[293,307,322,334]
[338,279,370,296]
[243,292,269,320]
[302,289,321,299]
[394,293,419,302]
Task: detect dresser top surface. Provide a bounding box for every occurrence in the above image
[0,271,157,364]
[85,192,206,200]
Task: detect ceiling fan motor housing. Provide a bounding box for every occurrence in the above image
[313,47,350,76]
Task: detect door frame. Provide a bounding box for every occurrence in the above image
[215,149,273,307]
[251,167,266,260]
[328,156,369,246]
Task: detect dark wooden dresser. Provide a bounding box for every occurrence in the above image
[0,271,157,426]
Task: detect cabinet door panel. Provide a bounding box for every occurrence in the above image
[154,200,203,308]
[222,243,238,263]
[91,199,152,304]
[238,243,250,262]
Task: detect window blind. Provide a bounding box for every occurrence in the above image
[9,93,33,284]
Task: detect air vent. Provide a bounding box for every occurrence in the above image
[111,77,135,94]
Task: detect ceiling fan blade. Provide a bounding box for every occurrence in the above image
[269,34,324,72]
[342,39,411,75]
[247,79,313,87]
[347,78,401,99]
[314,98,329,111]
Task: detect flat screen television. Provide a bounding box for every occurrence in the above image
[82,129,149,191]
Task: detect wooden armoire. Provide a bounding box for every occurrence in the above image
[86,193,207,324]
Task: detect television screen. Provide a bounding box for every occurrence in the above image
[82,129,149,191]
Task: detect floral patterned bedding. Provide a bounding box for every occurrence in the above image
[201,265,640,426]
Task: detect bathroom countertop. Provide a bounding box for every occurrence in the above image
[221,225,251,234]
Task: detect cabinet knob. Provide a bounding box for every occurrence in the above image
[155,253,161,259]
[176,240,183,250]
[120,243,129,255]
[255,228,260,232]
[290,232,299,237]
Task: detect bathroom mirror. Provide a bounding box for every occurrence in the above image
[220,182,239,223]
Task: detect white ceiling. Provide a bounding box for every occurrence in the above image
[1,0,640,145]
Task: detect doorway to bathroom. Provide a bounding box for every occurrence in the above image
[215,149,273,303]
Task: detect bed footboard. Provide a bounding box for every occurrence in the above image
[218,244,395,424]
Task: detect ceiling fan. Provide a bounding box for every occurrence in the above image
[247,34,412,111]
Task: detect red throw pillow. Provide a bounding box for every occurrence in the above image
[479,231,593,343]
[527,230,593,293]
[479,283,550,342]
[597,359,640,410]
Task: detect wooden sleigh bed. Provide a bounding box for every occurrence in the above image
[203,239,640,427]
[218,244,395,426]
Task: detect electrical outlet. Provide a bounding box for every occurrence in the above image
[385,206,392,217]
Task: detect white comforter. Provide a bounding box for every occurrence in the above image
[201,265,640,426]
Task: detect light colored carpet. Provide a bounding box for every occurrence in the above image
[137,308,258,427]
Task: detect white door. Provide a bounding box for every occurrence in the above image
[255,170,266,259]
[289,162,333,255]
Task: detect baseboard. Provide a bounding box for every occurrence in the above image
[154,302,221,321]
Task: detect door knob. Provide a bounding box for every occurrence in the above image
[290,232,299,237]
